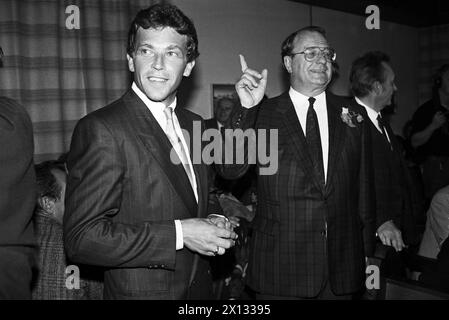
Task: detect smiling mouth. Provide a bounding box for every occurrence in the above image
[311,69,327,73]
[148,77,168,82]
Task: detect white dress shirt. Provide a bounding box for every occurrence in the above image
[355,96,391,143]
[132,82,198,250]
[289,87,329,183]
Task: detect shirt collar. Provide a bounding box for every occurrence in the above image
[132,82,177,111]
[289,87,326,107]
[355,96,380,124]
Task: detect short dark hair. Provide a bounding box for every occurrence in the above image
[349,51,390,98]
[127,3,199,62]
[35,161,66,207]
[281,26,327,59]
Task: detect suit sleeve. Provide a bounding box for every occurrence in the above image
[374,170,402,230]
[63,116,176,269]
[359,118,377,257]
[377,127,408,229]
[215,105,259,179]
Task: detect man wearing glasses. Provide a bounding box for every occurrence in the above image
[0,46,36,299]
[220,26,375,299]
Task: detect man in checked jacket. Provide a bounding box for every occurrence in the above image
[218,26,376,299]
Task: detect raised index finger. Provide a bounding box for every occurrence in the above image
[239,54,248,73]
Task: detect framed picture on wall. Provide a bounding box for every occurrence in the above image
[211,84,238,119]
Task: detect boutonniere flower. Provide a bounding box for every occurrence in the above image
[341,107,363,127]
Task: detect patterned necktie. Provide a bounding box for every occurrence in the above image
[377,115,393,151]
[306,97,325,186]
[163,106,196,195]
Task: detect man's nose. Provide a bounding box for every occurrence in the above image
[315,52,327,64]
[152,53,165,70]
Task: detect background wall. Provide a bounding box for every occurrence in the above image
[0,0,423,161]
[172,0,419,135]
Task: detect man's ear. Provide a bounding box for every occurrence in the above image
[373,81,383,95]
[283,56,292,74]
[38,196,55,214]
[183,60,195,77]
[127,53,135,73]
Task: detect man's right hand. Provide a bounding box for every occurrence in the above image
[235,54,267,109]
[181,218,237,256]
[376,220,406,252]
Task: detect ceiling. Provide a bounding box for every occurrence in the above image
[288,0,449,27]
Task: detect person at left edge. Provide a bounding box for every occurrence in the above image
[63,4,237,300]
[0,45,36,300]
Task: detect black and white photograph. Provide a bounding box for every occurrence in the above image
[1,0,449,308]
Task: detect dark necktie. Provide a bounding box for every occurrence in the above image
[377,115,393,151]
[306,97,325,185]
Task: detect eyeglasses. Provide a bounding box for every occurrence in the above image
[291,46,336,62]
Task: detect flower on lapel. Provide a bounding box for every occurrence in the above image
[340,107,363,128]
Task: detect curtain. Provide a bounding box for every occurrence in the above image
[418,23,449,105]
[0,0,159,163]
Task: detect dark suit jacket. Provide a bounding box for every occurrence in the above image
[349,98,417,244]
[0,97,36,298]
[204,118,219,130]
[204,117,255,199]
[218,91,376,297]
[64,90,212,299]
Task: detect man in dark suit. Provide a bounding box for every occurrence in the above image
[0,46,36,299]
[219,26,376,299]
[64,4,237,300]
[348,51,417,253]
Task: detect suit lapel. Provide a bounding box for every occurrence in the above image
[325,92,346,195]
[278,92,324,194]
[122,91,198,217]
